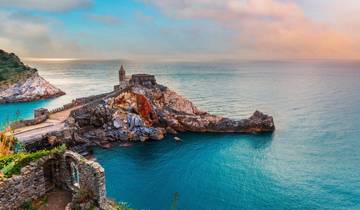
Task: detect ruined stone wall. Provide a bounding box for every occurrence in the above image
[61,151,107,208]
[10,108,49,129]
[10,114,48,129]
[0,151,108,210]
[0,154,61,210]
[34,108,49,118]
[72,92,110,106]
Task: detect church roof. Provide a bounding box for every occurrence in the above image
[120,65,125,72]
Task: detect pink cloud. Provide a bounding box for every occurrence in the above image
[144,0,360,59]
[144,0,302,20]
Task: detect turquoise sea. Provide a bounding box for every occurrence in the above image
[1,60,360,209]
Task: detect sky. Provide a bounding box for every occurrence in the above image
[0,0,359,61]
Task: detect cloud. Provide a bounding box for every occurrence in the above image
[142,0,302,20]
[0,11,86,58]
[326,0,360,35]
[143,0,360,59]
[234,19,358,59]
[87,14,120,25]
[0,0,92,12]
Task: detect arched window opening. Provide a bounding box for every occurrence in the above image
[70,162,80,188]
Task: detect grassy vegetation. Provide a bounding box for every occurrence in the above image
[114,202,135,210]
[17,195,48,210]
[17,201,38,210]
[0,49,36,87]
[0,144,66,179]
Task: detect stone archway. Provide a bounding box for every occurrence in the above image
[43,159,56,192]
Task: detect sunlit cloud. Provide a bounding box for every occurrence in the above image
[0,11,86,58]
[143,0,360,59]
[0,0,359,60]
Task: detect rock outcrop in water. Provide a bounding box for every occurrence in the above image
[70,74,275,145]
[0,49,65,103]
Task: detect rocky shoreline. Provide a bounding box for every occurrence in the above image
[0,71,65,103]
[68,73,275,147]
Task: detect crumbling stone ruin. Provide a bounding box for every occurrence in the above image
[0,151,111,210]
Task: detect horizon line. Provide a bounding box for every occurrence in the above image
[23,57,360,63]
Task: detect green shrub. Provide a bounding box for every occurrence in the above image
[0,153,18,169]
[0,144,66,178]
[49,144,67,155]
[0,49,33,83]
[17,200,38,210]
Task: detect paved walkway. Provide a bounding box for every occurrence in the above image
[14,106,81,143]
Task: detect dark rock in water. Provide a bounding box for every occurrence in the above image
[0,49,65,103]
[70,75,275,143]
[166,126,178,135]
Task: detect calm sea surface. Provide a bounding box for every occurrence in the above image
[1,60,360,209]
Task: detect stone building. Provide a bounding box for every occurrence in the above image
[34,108,49,118]
[114,65,129,91]
[114,66,157,90]
[129,74,156,87]
[119,65,126,82]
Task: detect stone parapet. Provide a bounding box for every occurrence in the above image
[10,114,48,130]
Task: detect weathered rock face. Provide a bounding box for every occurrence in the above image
[0,71,65,103]
[71,79,275,144]
[0,49,65,103]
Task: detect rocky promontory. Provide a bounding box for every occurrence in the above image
[70,74,275,146]
[0,49,65,103]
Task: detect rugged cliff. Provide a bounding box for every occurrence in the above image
[70,75,275,146]
[0,49,65,103]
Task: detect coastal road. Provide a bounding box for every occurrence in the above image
[14,106,81,144]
